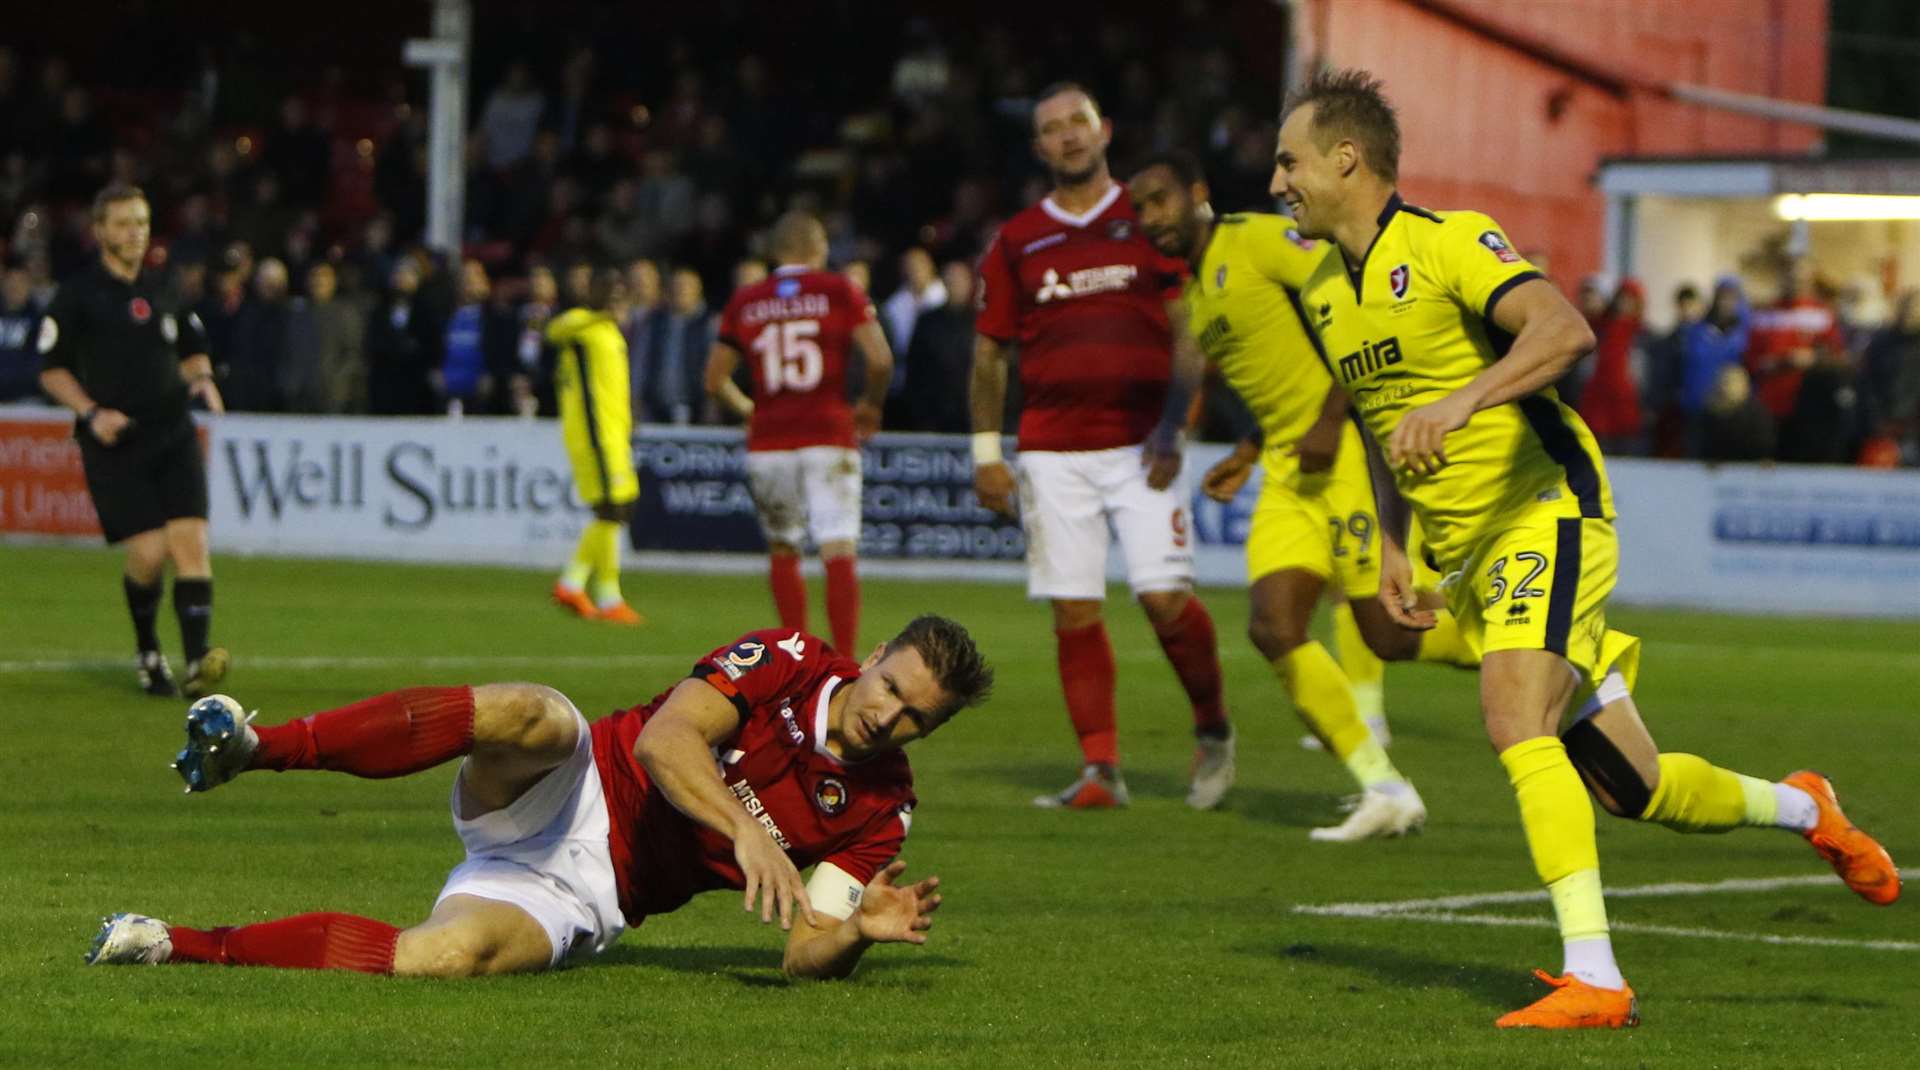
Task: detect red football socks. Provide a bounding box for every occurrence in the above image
[169,912,399,973]
[769,552,808,633]
[1152,596,1229,736]
[249,686,475,779]
[1055,620,1119,766]
[824,555,859,653]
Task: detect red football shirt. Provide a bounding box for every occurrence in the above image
[975,182,1186,452]
[590,629,916,927]
[717,266,876,451]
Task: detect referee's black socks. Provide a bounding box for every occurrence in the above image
[123,575,164,654]
[173,578,213,664]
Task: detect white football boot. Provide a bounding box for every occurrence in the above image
[171,695,259,794]
[1033,765,1130,809]
[1185,727,1236,811]
[1308,783,1427,842]
[86,913,174,965]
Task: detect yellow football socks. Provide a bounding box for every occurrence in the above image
[1415,609,1480,669]
[1500,737,1608,940]
[580,520,624,606]
[1330,602,1386,720]
[1640,752,1776,832]
[1275,642,1402,789]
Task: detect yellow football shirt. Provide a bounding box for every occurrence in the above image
[547,307,633,448]
[1297,195,1613,570]
[1180,212,1336,481]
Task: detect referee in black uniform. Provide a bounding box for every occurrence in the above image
[37,183,230,699]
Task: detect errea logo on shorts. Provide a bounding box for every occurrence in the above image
[1035,264,1138,303]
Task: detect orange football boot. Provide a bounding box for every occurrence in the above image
[551,583,597,619]
[596,601,647,627]
[1495,970,1639,1030]
[1783,770,1901,905]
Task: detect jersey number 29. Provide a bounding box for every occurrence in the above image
[752,320,823,394]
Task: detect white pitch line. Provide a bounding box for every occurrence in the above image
[1294,870,1920,918]
[0,653,688,673]
[1336,910,1920,953]
[1294,870,1920,953]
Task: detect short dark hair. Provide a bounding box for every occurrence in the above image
[1132,148,1208,189]
[586,267,625,311]
[1675,283,1702,303]
[1033,80,1101,130]
[886,615,993,719]
[91,182,147,222]
[1284,68,1401,182]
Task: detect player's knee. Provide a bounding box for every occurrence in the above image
[1246,612,1306,660]
[1137,589,1188,628]
[1562,718,1655,818]
[1353,609,1420,661]
[394,927,509,979]
[475,684,578,762]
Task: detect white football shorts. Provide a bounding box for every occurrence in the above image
[1016,445,1195,601]
[745,446,863,549]
[436,705,625,968]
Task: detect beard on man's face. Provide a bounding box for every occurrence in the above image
[1049,153,1104,188]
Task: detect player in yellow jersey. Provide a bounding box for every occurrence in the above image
[1129,149,1477,838]
[1274,68,1899,1029]
[548,269,644,625]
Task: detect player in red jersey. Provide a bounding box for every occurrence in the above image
[87,616,992,979]
[708,211,894,655]
[971,82,1231,811]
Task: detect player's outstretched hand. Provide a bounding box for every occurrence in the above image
[1379,537,1437,631]
[1200,451,1253,503]
[974,460,1017,517]
[1388,393,1473,476]
[736,826,817,931]
[855,860,942,946]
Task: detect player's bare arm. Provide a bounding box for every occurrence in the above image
[1292,383,1348,474]
[851,320,893,443]
[781,859,943,980]
[969,333,1016,516]
[703,340,755,421]
[1144,298,1205,490]
[38,366,131,446]
[179,352,224,414]
[634,677,819,930]
[1387,278,1595,474]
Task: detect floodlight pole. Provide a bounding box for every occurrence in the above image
[404,0,471,256]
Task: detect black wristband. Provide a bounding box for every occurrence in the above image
[82,406,100,425]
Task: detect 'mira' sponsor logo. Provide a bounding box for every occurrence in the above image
[1336,337,1403,384]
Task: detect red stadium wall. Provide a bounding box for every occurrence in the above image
[1295,0,1830,284]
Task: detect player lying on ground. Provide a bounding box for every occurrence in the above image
[1275,68,1900,1029]
[88,615,992,979]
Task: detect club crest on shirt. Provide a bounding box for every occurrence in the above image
[1389,264,1411,300]
[718,639,767,680]
[1106,218,1133,240]
[1478,230,1521,263]
[814,776,850,815]
[129,297,152,324]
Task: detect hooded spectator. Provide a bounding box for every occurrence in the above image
[1681,276,1751,457]
[1580,278,1646,455]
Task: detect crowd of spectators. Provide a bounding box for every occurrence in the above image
[1566,260,1920,468]
[1,14,1916,466]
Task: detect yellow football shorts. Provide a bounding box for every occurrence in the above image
[1447,506,1639,689]
[562,416,638,506]
[1245,426,1380,600]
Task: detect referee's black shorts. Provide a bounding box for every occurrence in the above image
[79,422,209,544]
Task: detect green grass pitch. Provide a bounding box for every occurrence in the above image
[3,543,1915,1068]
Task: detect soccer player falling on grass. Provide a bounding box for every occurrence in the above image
[87,616,991,980]
[1271,68,1898,1028]
[971,82,1234,811]
[1128,149,1485,841]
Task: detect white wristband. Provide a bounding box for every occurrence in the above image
[971,431,1004,465]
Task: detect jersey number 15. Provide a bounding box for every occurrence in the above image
[752,320,823,394]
